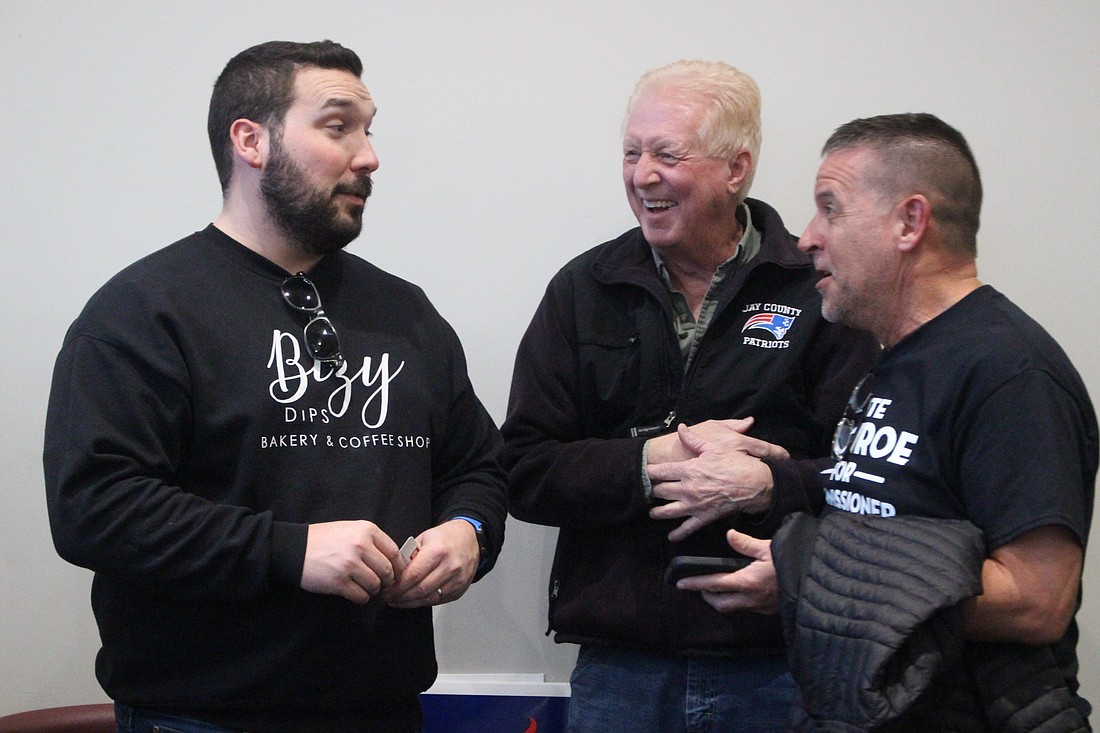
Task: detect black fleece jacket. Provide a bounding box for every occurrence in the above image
[502,198,880,655]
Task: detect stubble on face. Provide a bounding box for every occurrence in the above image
[260,132,373,257]
[811,148,910,342]
[806,149,881,330]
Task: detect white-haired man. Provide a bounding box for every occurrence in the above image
[502,61,878,732]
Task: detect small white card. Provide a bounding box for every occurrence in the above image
[399,536,420,563]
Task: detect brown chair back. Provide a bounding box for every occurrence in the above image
[0,704,115,733]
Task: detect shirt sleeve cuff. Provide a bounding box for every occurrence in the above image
[269,521,309,589]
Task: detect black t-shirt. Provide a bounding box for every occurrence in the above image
[822,286,1095,551]
[819,285,1098,707]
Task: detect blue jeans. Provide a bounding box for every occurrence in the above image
[114,706,243,733]
[568,646,796,733]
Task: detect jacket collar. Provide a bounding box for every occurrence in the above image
[590,197,809,289]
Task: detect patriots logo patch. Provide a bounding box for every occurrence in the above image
[742,313,795,339]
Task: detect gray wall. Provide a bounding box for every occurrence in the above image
[3,0,1098,714]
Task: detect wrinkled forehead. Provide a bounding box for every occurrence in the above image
[630,83,706,117]
[623,87,706,142]
[816,147,879,194]
[291,66,376,117]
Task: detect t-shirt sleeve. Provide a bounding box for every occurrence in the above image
[957,368,1093,550]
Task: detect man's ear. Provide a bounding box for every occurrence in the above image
[227,118,266,171]
[896,194,930,253]
[726,150,753,197]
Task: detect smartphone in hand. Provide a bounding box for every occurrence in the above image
[664,555,752,585]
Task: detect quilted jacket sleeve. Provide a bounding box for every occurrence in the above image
[772,513,985,730]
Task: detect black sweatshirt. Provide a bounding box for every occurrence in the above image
[44,225,507,732]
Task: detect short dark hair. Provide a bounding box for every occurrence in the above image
[207,40,364,193]
[824,113,982,257]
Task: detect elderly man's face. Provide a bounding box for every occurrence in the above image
[798,146,901,337]
[622,88,740,255]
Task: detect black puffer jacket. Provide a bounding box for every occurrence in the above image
[772,512,1090,732]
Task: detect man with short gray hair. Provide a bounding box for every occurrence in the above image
[690,113,1096,729]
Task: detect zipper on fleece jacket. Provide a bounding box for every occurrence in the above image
[546,579,559,636]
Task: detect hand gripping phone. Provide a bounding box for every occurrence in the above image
[664,555,753,585]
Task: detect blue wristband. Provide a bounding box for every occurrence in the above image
[451,516,490,572]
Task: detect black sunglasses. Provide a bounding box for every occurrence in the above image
[831,372,875,462]
[281,273,344,367]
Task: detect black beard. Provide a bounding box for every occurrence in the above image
[260,144,373,257]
